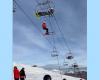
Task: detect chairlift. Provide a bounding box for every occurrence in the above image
[72,63,78,68]
[35,8,54,17]
[35,0,55,18]
[51,47,59,57]
[51,53,58,57]
[63,62,68,66]
[72,63,79,73]
[66,52,74,60]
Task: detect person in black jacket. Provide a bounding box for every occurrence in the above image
[20,68,26,80]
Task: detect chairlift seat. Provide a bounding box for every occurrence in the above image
[36,9,54,17]
[51,54,58,57]
[73,64,78,68]
[66,56,73,59]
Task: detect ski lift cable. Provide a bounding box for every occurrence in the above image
[45,0,72,53]
[48,16,56,47]
[47,1,80,74]
[46,0,75,68]
[48,16,67,59]
[46,14,62,58]
[53,13,71,52]
[45,3,73,65]
[52,14,74,64]
[46,0,72,55]
[14,0,54,48]
[37,0,59,58]
[48,15,68,52]
[41,0,66,62]
[46,0,71,51]
[40,0,72,53]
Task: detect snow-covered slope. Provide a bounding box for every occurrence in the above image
[13,63,85,80]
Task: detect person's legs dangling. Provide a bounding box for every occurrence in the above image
[45,28,49,35]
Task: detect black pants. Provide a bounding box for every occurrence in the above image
[45,28,49,34]
[20,78,25,80]
[14,78,19,80]
[43,28,49,34]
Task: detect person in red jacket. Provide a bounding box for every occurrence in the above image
[42,21,49,35]
[13,66,20,80]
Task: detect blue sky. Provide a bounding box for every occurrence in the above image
[13,0,87,66]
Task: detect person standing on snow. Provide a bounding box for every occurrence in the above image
[20,68,26,80]
[13,66,20,80]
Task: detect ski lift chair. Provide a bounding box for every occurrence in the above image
[51,50,58,57]
[51,53,58,57]
[51,47,58,57]
[63,79,66,80]
[63,62,68,66]
[36,8,54,17]
[35,0,55,18]
[72,63,78,68]
[66,52,74,60]
[66,56,73,59]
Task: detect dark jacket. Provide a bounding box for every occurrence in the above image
[20,68,26,79]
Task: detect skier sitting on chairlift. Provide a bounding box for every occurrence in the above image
[48,8,54,15]
[66,52,74,59]
[67,55,73,59]
[42,21,49,35]
[36,8,54,17]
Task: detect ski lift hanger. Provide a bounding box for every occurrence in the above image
[38,0,52,6]
[51,47,59,57]
[35,0,55,11]
[37,0,54,6]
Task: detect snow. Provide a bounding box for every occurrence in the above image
[13,63,85,80]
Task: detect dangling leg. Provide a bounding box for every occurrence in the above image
[45,28,49,35]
